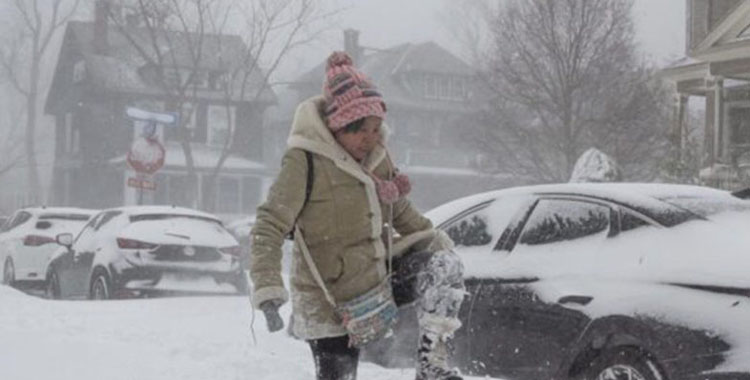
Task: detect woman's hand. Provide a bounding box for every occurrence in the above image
[260,300,285,332]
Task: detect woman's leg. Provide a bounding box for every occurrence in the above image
[308,335,359,380]
[392,250,466,380]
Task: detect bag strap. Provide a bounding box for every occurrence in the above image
[293,150,337,306]
[295,225,337,307]
[286,151,314,239]
[303,151,314,207]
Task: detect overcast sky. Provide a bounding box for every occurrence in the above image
[279,0,686,80]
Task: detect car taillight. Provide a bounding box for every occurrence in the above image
[219,245,242,257]
[117,238,158,250]
[23,235,56,246]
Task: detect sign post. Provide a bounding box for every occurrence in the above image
[125,107,177,205]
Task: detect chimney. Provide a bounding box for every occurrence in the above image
[343,29,361,64]
[94,0,110,54]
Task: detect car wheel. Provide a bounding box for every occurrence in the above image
[90,271,111,300]
[3,259,15,287]
[580,347,664,380]
[46,270,61,300]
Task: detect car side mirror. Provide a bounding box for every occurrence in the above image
[56,233,73,249]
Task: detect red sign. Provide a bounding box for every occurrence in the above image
[127,137,165,175]
[127,177,156,190]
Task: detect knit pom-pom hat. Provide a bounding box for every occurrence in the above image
[322,51,386,133]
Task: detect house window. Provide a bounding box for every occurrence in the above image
[165,102,197,141]
[181,103,197,136]
[451,77,467,99]
[163,69,182,88]
[188,70,209,89]
[64,113,80,154]
[207,105,233,147]
[424,74,438,99]
[729,106,750,145]
[439,76,451,99]
[423,74,467,101]
[73,60,86,83]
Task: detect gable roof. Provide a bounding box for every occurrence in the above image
[45,21,276,114]
[690,1,750,59]
[291,41,476,112]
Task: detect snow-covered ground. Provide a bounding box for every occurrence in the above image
[0,285,498,380]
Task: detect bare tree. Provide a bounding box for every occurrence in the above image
[0,92,27,177]
[0,0,81,203]
[109,0,334,210]
[470,0,670,183]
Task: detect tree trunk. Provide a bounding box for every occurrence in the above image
[25,55,41,204]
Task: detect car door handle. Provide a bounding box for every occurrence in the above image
[558,295,593,306]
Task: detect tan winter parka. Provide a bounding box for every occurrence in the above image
[249,96,440,340]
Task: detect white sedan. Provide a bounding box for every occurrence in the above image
[0,207,96,289]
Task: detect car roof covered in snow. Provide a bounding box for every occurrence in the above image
[19,207,98,217]
[426,183,738,226]
[101,206,221,222]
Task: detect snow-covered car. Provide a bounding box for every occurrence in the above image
[0,207,96,289]
[367,183,750,380]
[226,215,295,276]
[45,206,243,300]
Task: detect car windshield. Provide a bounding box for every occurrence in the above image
[129,214,223,226]
[658,196,750,218]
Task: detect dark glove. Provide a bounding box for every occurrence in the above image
[260,300,284,332]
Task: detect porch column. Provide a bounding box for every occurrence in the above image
[673,93,689,161]
[713,76,725,162]
[704,76,725,166]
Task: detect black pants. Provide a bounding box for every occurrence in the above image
[309,335,360,380]
[307,251,436,380]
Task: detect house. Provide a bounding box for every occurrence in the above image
[44,1,276,217]
[662,0,750,189]
[282,30,509,210]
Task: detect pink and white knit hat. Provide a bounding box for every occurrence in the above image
[322,51,386,133]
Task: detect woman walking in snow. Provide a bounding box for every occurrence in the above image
[249,51,465,380]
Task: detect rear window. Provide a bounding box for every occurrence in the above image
[659,196,750,218]
[39,213,91,221]
[129,214,223,226]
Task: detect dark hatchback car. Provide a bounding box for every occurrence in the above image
[366,183,750,380]
[46,206,243,299]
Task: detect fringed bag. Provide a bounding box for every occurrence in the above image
[334,276,398,347]
[295,225,398,348]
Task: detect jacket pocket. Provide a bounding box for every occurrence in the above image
[318,253,344,283]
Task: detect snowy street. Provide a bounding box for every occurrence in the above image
[0,285,498,380]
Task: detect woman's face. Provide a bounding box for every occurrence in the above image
[335,116,383,161]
